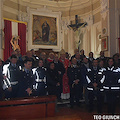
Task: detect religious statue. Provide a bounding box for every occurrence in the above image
[42,21,50,42]
[10,36,20,51]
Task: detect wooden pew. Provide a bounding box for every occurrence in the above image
[0,95,56,119]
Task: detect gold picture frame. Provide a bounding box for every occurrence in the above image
[32,15,57,46]
[28,8,61,51]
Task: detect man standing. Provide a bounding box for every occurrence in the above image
[86,59,104,113]
[3,55,22,99]
[18,59,35,98]
[67,58,82,108]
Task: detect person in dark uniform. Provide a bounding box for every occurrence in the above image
[86,59,104,113]
[80,49,86,61]
[40,52,48,68]
[81,57,90,105]
[32,59,47,96]
[113,53,120,67]
[31,49,39,67]
[3,55,22,99]
[0,59,4,100]
[71,49,79,60]
[103,58,120,114]
[67,58,82,108]
[97,51,107,67]
[54,54,65,100]
[88,52,95,67]
[18,59,35,98]
[46,62,61,100]
[22,51,35,68]
[75,52,82,67]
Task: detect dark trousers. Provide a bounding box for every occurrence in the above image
[0,85,4,100]
[35,82,47,96]
[106,91,118,114]
[5,84,19,99]
[88,90,103,113]
[70,84,82,106]
[48,86,61,100]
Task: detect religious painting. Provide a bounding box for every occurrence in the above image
[101,36,108,51]
[32,15,57,46]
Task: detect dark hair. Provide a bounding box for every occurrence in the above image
[98,59,104,63]
[39,58,43,62]
[47,62,54,69]
[24,59,32,64]
[92,59,98,63]
[10,55,17,59]
[106,57,114,66]
[89,52,93,56]
[82,56,87,62]
[113,53,119,59]
[30,49,34,51]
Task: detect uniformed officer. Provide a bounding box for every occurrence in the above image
[103,58,120,114]
[67,58,82,108]
[3,55,22,99]
[32,59,47,96]
[0,59,4,100]
[18,59,35,98]
[86,59,105,113]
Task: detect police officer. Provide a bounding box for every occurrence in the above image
[0,59,4,100]
[67,58,82,108]
[3,55,22,99]
[18,59,35,98]
[86,59,105,113]
[32,59,47,96]
[103,58,120,114]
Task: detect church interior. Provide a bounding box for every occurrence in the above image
[0,0,120,120]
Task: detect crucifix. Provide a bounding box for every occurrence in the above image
[68,15,87,32]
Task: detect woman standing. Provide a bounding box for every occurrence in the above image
[32,59,47,96]
[46,62,61,100]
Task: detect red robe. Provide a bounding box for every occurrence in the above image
[59,58,70,94]
[47,58,54,63]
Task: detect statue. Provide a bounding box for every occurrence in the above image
[10,36,20,51]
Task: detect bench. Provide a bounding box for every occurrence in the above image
[0,95,57,119]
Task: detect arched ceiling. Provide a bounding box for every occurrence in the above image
[21,0,99,10]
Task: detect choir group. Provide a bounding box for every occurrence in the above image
[0,48,120,114]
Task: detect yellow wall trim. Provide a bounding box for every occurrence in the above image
[3,17,27,25]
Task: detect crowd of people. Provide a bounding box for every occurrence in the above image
[0,48,120,114]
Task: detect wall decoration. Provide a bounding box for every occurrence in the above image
[28,8,61,51]
[101,36,108,51]
[102,28,107,35]
[32,15,57,46]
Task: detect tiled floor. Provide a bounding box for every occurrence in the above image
[39,104,103,120]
